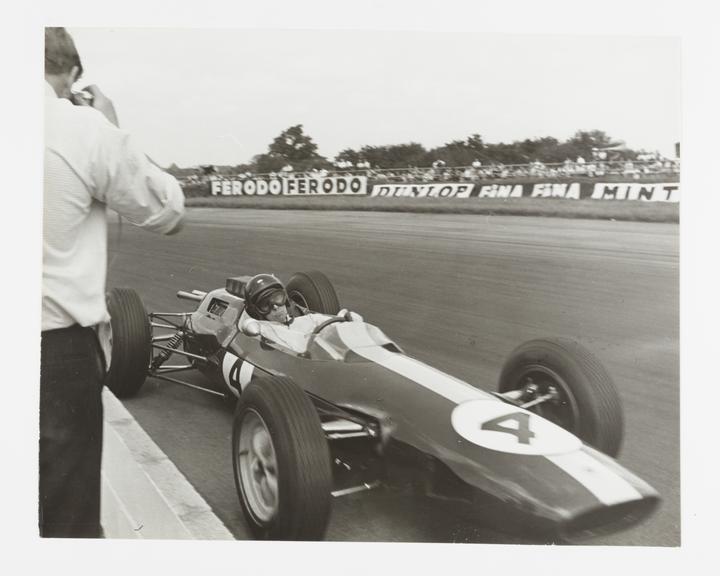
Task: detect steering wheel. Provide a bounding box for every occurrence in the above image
[310,315,349,336]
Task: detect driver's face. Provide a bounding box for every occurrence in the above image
[256,288,289,322]
[265,304,289,323]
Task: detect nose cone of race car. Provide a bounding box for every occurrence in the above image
[546,446,661,541]
[442,400,660,540]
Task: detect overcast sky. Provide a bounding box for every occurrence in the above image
[68,27,680,168]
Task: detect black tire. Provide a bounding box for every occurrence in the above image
[498,337,623,457]
[105,288,151,398]
[286,271,340,315]
[232,376,332,540]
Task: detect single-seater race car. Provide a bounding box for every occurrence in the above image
[105,271,660,542]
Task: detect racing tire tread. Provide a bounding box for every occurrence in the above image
[105,287,151,398]
[232,375,332,541]
[499,337,623,457]
[286,271,340,315]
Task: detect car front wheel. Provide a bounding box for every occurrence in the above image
[232,375,332,540]
[498,337,624,457]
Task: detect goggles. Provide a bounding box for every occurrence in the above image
[256,289,288,314]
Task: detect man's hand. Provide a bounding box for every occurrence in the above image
[70,90,93,107]
[338,309,363,322]
[83,85,120,127]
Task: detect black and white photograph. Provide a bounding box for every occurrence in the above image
[5,0,718,573]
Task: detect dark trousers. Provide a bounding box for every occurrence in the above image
[39,325,105,538]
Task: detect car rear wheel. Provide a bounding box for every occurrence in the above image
[286,271,340,315]
[232,375,332,540]
[105,287,151,398]
[498,337,623,457]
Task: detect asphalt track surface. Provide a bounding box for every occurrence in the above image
[107,208,679,546]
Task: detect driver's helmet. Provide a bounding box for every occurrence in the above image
[244,273,288,319]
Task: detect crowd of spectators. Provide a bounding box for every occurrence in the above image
[180,152,680,187]
[367,155,679,184]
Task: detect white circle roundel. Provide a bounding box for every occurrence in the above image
[451,400,581,455]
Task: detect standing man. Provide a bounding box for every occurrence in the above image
[42,27,185,537]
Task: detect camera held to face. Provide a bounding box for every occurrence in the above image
[70,89,94,106]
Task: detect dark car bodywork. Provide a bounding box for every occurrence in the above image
[148,277,659,541]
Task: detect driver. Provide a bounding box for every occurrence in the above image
[244,273,292,324]
[240,273,362,354]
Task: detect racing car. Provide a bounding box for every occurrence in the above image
[104,270,660,542]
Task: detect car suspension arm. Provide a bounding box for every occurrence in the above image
[150,343,208,363]
[150,373,226,398]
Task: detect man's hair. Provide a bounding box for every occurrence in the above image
[45,27,83,77]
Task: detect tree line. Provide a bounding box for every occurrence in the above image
[168,125,643,176]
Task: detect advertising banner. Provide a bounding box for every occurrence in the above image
[209,178,678,202]
[210,176,367,196]
[476,181,678,202]
[370,183,475,198]
[370,181,679,202]
[590,182,679,203]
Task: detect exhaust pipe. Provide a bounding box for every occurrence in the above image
[176,290,203,302]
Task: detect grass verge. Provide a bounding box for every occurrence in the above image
[185,196,679,223]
